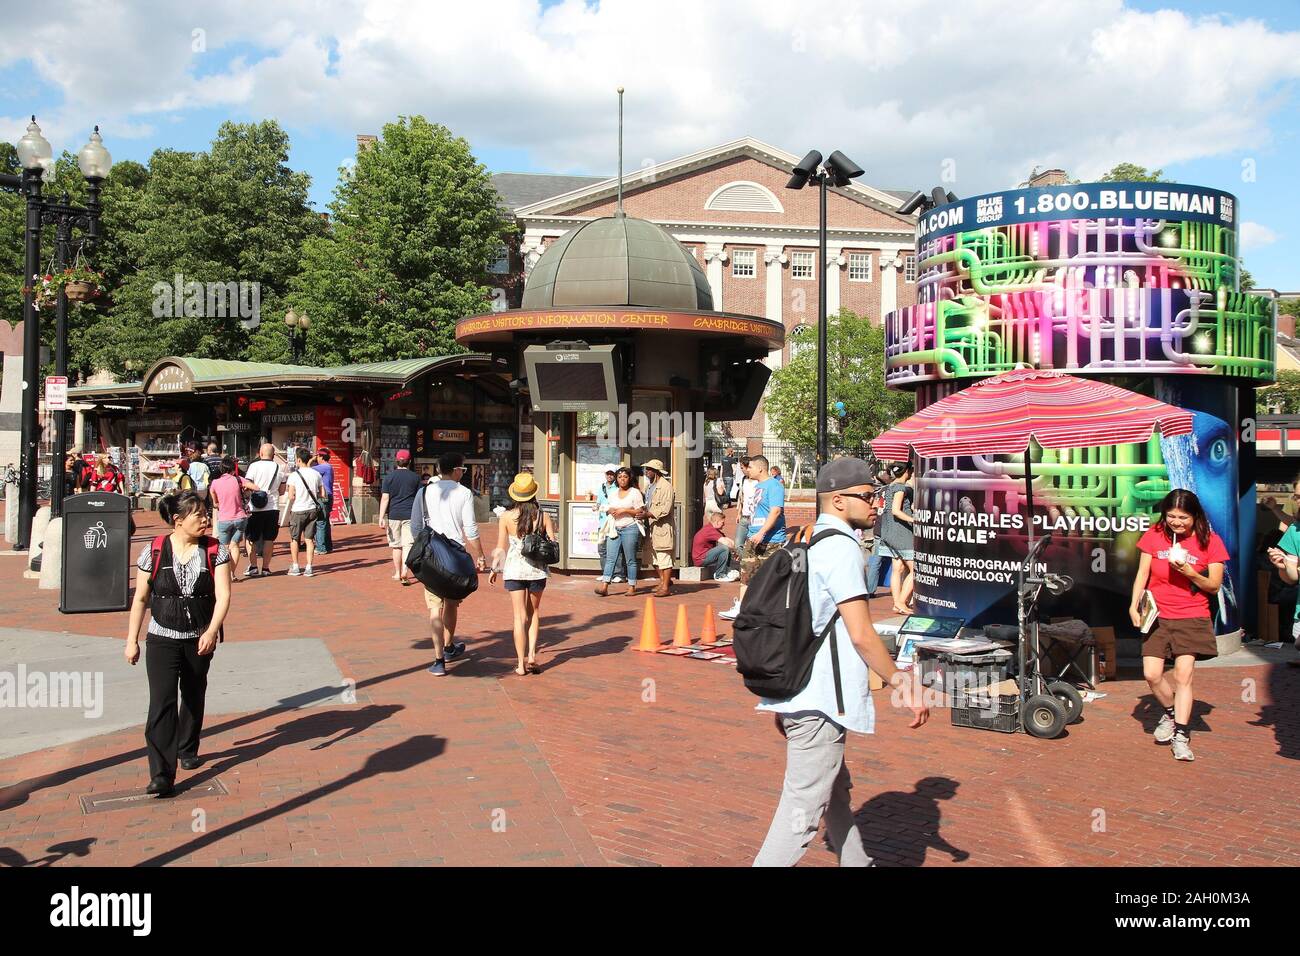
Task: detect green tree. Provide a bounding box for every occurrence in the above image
[1098,162,1170,182]
[82,120,323,375]
[764,308,913,454]
[286,115,509,365]
[1260,370,1300,413]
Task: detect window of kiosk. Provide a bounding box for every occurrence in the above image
[630,389,675,486]
[385,387,426,421]
[545,414,561,499]
[574,412,619,500]
[429,379,473,423]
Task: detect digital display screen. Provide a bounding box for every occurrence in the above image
[899,615,965,638]
[532,362,608,402]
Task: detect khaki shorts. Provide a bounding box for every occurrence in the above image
[423,590,460,614]
[386,518,411,549]
[739,541,777,584]
[1142,616,1218,662]
[647,549,674,571]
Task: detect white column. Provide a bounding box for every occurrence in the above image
[880,253,900,319]
[825,245,843,318]
[703,245,726,311]
[763,245,785,369]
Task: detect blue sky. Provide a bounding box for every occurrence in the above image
[2,0,1298,289]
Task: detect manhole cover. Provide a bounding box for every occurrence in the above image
[79,778,229,814]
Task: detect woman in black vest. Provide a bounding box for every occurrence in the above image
[125,491,232,796]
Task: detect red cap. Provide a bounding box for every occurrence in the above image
[395,449,412,462]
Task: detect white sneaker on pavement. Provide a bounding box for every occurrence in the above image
[303,565,315,577]
[288,564,301,576]
[718,597,742,620]
[1153,712,1176,743]
[1171,733,1194,761]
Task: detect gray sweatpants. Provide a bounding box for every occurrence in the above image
[753,712,872,867]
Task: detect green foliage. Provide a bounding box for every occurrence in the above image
[764,308,913,452]
[1098,162,1169,182]
[283,115,510,365]
[1261,370,1300,414]
[82,120,323,376]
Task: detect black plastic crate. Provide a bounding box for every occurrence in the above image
[950,693,1019,734]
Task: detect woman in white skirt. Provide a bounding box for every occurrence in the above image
[489,472,556,676]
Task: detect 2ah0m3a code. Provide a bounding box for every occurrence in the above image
[1117,893,1251,906]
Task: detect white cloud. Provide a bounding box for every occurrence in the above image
[3,0,1299,195]
[1241,221,1280,249]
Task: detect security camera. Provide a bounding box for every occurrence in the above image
[786,149,823,190]
[825,150,864,187]
[897,191,928,215]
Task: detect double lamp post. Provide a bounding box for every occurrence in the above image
[784,148,864,471]
[2,116,112,549]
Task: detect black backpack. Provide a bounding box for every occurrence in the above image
[732,529,854,714]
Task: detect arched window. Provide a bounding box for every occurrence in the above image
[704,181,784,214]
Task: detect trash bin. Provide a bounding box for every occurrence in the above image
[61,492,132,613]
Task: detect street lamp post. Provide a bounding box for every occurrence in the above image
[784,149,864,474]
[1,117,111,545]
[285,309,311,363]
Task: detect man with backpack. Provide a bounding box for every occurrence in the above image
[737,457,929,867]
[410,452,487,676]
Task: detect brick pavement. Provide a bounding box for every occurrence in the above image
[1,509,1297,867]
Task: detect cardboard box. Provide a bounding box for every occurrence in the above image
[1093,626,1117,680]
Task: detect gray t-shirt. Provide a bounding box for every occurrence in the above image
[879,482,914,551]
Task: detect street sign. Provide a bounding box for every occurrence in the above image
[45,375,68,411]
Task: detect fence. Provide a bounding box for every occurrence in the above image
[704,439,884,490]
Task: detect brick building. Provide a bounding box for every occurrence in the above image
[491,138,919,440]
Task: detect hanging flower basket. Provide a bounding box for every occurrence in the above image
[21,265,106,311]
[64,280,97,302]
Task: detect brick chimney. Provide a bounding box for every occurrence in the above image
[1028,168,1070,187]
[356,134,378,151]
[1279,312,1296,339]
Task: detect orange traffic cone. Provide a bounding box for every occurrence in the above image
[699,604,718,645]
[672,604,693,647]
[636,596,662,652]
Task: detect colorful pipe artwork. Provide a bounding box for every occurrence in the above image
[885,183,1275,634]
[887,183,1276,387]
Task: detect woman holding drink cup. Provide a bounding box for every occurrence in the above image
[1129,489,1227,763]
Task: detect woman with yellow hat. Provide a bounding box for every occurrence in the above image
[488,472,556,676]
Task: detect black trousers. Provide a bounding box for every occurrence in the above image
[144,636,213,781]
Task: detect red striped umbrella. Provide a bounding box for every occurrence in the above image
[870,368,1194,461]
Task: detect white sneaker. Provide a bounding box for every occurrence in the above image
[303,565,315,577]
[288,564,301,576]
[718,598,742,621]
[1171,733,1194,762]
[1153,712,1176,743]
[611,576,625,583]
[718,570,741,583]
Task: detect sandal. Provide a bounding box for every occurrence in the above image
[595,581,609,596]
[526,660,542,674]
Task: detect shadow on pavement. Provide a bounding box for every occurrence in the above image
[1130,696,1214,734]
[1251,662,1300,760]
[137,734,445,867]
[852,776,968,867]
[0,661,431,813]
[0,837,96,868]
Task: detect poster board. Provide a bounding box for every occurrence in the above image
[568,501,603,559]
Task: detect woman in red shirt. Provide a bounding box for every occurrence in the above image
[1129,489,1228,763]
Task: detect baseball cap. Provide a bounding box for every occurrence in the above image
[816,458,876,494]
[395,449,412,462]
